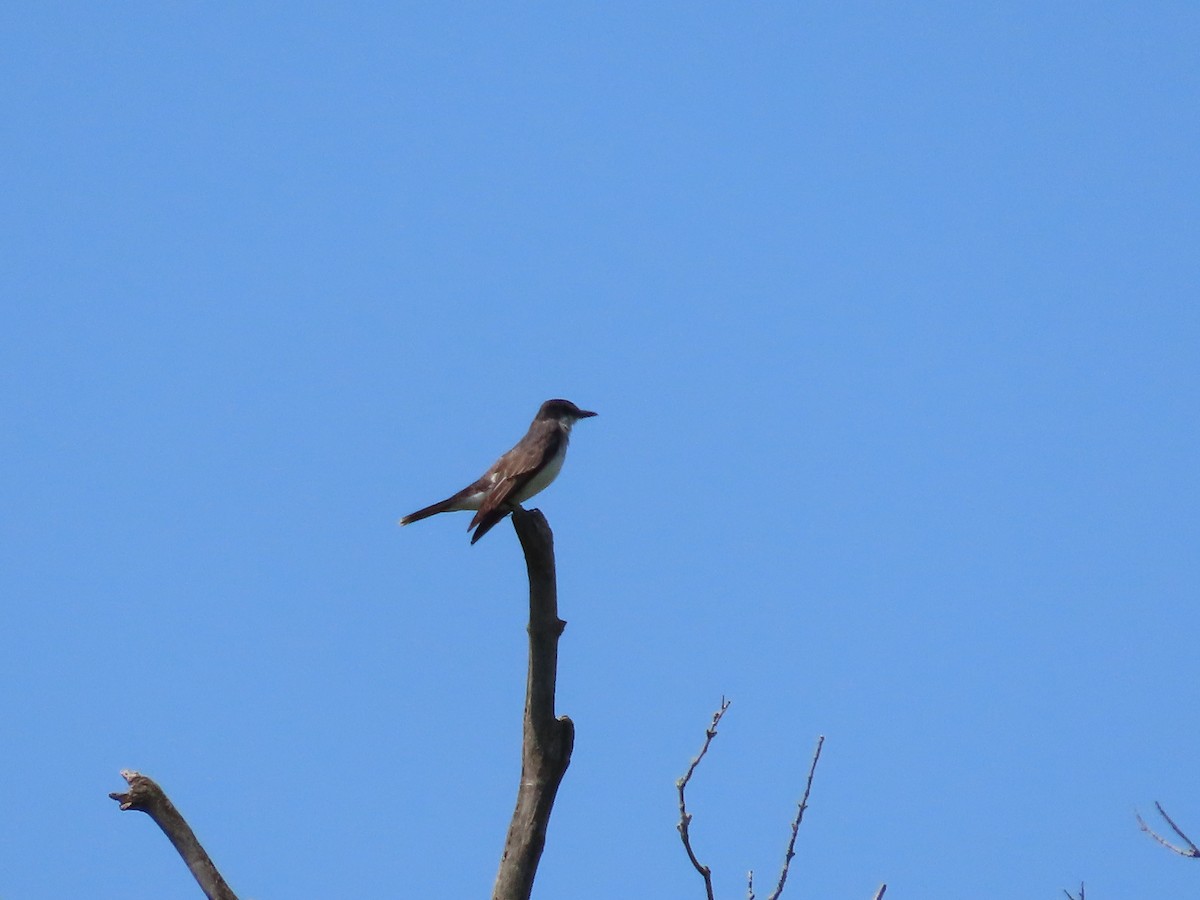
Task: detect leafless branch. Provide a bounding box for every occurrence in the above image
[109,770,238,900]
[1136,802,1200,859]
[492,508,575,900]
[871,885,888,900]
[1063,882,1085,900]
[676,697,732,900]
[764,735,824,900]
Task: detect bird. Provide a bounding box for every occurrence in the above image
[399,399,597,543]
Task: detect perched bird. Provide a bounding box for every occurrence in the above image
[399,399,597,543]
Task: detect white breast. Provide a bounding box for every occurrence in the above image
[514,440,567,502]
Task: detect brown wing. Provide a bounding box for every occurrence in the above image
[468,422,563,531]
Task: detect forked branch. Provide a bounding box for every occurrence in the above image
[677,702,853,900]
[109,770,238,900]
[1136,802,1200,859]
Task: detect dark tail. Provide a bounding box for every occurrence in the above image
[399,498,457,526]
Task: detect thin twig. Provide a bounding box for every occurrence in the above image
[765,735,825,900]
[747,869,755,900]
[676,697,732,900]
[871,885,887,900]
[1136,802,1200,858]
[1062,882,1085,900]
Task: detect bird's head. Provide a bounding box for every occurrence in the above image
[537,399,598,425]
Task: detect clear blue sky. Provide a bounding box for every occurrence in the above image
[2,4,1197,898]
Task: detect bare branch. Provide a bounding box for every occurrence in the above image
[109,770,238,900]
[1063,882,1085,900]
[765,735,825,900]
[492,508,575,900]
[871,885,888,900]
[1136,802,1200,859]
[676,697,732,900]
[747,869,755,900]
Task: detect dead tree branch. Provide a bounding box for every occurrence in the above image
[677,706,858,900]
[1063,882,1085,900]
[1136,802,1200,859]
[109,770,238,900]
[677,697,731,900]
[764,735,824,900]
[492,507,575,900]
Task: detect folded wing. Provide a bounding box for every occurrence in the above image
[467,423,563,539]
